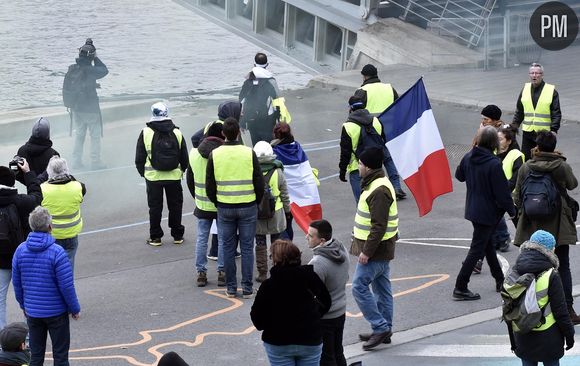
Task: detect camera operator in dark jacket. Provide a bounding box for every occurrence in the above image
[15,117,59,184]
[0,159,42,329]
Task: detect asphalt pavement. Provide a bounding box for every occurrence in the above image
[1,84,579,366]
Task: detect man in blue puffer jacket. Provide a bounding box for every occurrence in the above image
[11,206,80,366]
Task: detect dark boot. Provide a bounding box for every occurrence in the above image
[255,244,268,282]
[568,305,580,325]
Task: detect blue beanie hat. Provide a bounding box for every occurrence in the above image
[530,230,556,251]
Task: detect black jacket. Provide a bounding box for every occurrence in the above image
[512,81,561,133]
[339,108,385,174]
[250,264,331,346]
[456,146,515,225]
[70,57,108,114]
[205,141,264,208]
[186,136,224,219]
[0,171,42,269]
[513,242,574,362]
[135,119,189,180]
[16,137,59,184]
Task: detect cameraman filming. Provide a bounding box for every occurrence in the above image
[0,158,42,329]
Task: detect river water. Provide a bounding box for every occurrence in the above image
[0,0,311,111]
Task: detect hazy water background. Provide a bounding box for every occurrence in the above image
[0,0,311,111]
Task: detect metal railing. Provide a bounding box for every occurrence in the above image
[388,0,497,47]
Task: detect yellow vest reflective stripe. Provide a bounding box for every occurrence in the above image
[143,127,184,181]
[360,83,394,114]
[41,181,83,239]
[212,145,256,204]
[264,169,283,211]
[189,148,217,212]
[502,149,525,180]
[521,83,554,132]
[203,120,223,134]
[514,268,556,332]
[343,118,383,173]
[353,176,398,241]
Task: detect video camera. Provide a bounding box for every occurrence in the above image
[8,156,24,172]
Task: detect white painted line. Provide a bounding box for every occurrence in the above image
[304,145,338,152]
[301,139,340,146]
[497,254,510,275]
[402,238,472,241]
[319,173,339,182]
[398,240,470,250]
[387,343,580,358]
[79,212,194,236]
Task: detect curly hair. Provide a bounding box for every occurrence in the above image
[270,239,301,267]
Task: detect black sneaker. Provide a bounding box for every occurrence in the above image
[146,238,162,247]
[452,288,481,301]
[359,333,392,344]
[499,239,511,252]
[395,189,407,200]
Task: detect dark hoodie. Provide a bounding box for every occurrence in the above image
[309,238,349,319]
[512,242,574,362]
[70,56,108,113]
[0,349,30,366]
[339,108,385,174]
[190,101,242,148]
[135,119,189,179]
[186,136,224,219]
[16,117,59,184]
[456,146,515,225]
[250,264,331,346]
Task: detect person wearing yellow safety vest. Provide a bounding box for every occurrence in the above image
[239,53,289,143]
[512,63,562,161]
[0,322,30,366]
[508,230,575,365]
[206,118,264,299]
[186,122,225,288]
[512,131,580,324]
[135,102,189,247]
[350,147,398,350]
[41,156,86,273]
[253,141,291,283]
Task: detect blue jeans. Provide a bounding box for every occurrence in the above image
[0,269,11,330]
[195,218,224,272]
[352,260,393,333]
[55,237,78,274]
[263,342,322,366]
[349,171,361,203]
[217,205,257,295]
[521,359,559,366]
[28,312,70,366]
[492,216,510,248]
[383,147,402,191]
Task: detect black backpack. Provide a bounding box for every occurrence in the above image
[150,130,181,171]
[354,122,385,158]
[0,204,23,258]
[257,169,277,220]
[62,64,86,109]
[520,169,560,220]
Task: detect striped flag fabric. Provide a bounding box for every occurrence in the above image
[272,141,322,233]
[378,78,453,216]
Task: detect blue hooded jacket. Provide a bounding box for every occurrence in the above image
[12,231,80,318]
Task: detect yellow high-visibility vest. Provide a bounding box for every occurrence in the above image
[212,145,256,204]
[263,169,283,211]
[343,118,383,173]
[189,148,217,212]
[142,127,184,181]
[521,82,554,132]
[360,83,395,114]
[502,149,525,180]
[41,181,83,239]
[353,176,398,241]
[203,120,223,134]
[513,269,556,332]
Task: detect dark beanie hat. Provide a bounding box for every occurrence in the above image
[0,166,15,187]
[359,147,384,169]
[348,94,366,110]
[0,322,28,352]
[32,117,50,140]
[481,105,502,121]
[361,64,378,77]
[158,351,190,366]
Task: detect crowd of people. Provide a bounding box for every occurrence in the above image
[0,41,577,366]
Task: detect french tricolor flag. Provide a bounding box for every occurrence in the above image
[272,141,322,233]
[378,78,453,216]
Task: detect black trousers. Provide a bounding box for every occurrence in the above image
[320,314,347,366]
[28,312,70,366]
[455,222,504,290]
[556,245,573,306]
[521,130,538,161]
[146,180,185,239]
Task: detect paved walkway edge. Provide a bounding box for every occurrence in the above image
[345,284,580,362]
